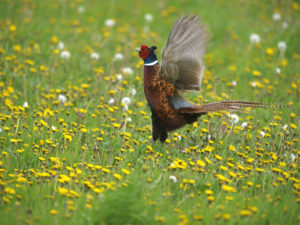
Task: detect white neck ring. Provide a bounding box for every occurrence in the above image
[144,60,158,66]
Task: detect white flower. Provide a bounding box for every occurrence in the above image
[126,117,132,122]
[114,53,124,61]
[131,88,136,95]
[90,52,100,60]
[123,104,128,110]
[105,19,115,27]
[277,41,287,52]
[260,131,265,137]
[282,22,288,29]
[229,114,239,124]
[272,13,281,21]
[232,80,237,86]
[122,67,133,75]
[58,94,67,103]
[77,6,85,13]
[116,74,123,80]
[108,98,115,104]
[275,67,281,74]
[23,101,29,108]
[250,33,260,44]
[251,81,257,87]
[0,127,2,133]
[283,124,288,130]
[58,41,64,50]
[177,135,182,141]
[121,97,131,105]
[241,122,248,128]
[51,125,57,131]
[169,175,177,183]
[144,13,153,22]
[290,154,296,162]
[60,50,71,59]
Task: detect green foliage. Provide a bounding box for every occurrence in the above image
[0,0,299,225]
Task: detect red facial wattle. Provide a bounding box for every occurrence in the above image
[139,45,150,59]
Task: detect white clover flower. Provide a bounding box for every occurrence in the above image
[126,117,132,122]
[251,81,257,87]
[250,33,260,44]
[283,124,288,130]
[282,22,288,29]
[169,175,177,183]
[232,80,237,86]
[114,53,124,61]
[275,67,281,74]
[121,97,131,105]
[277,41,287,52]
[51,125,57,131]
[23,101,29,108]
[58,94,67,103]
[241,122,248,128]
[290,154,296,162]
[58,41,64,50]
[116,74,123,80]
[77,6,85,13]
[60,50,71,59]
[108,98,115,104]
[260,131,265,137]
[90,52,100,60]
[122,67,133,75]
[144,13,153,22]
[272,13,281,21]
[0,127,2,133]
[177,135,182,141]
[123,104,128,110]
[131,88,136,95]
[230,114,239,124]
[105,19,115,27]
[207,134,211,140]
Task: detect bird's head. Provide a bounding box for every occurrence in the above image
[135,45,158,65]
[135,45,157,59]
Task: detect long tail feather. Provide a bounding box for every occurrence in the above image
[178,100,285,113]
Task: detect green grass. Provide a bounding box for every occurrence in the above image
[0,0,299,224]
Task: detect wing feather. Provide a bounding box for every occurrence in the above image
[159,15,209,91]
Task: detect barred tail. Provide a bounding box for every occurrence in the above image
[178,100,285,114]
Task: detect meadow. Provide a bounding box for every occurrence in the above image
[0,0,299,224]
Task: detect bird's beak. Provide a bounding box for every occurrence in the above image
[134,47,141,52]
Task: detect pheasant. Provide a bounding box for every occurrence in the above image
[136,15,280,142]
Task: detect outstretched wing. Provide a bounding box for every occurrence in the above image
[159,15,209,91]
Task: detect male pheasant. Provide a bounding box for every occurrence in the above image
[136,16,279,142]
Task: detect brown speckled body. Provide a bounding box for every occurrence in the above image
[143,64,200,142]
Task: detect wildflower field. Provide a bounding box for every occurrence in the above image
[0,0,299,224]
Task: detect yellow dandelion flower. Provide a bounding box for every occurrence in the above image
[9,25,16,32]
[50,209,58,215]
[228,145,236,151]
[51,36,58,44]
[113,173,122,181]
[113,123,120,128]
[252,70,261,77]
[58,187,68,195]
[240,210,252,216]
[197,160,206,167]
[121,168,131,175]
[222,185,236,192]
[205,189,213,195]
[4,187,16,194]
[266,48,274,56]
